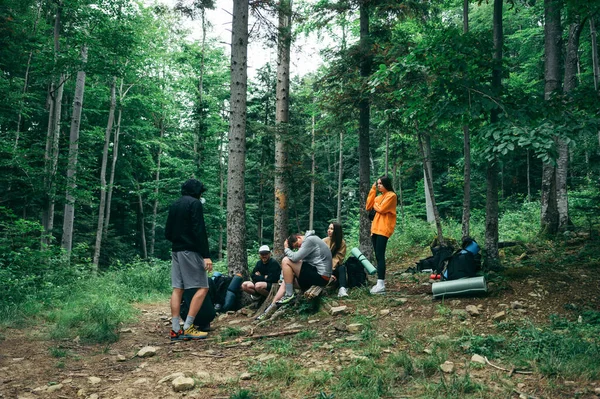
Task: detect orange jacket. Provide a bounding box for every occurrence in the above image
[366,186,397,238]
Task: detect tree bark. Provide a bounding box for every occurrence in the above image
[93,76,117,268]
[590,17,599,92]
[273,0,291,260]
[309,109,315,230]
[61,45,88,254]
[150,116,165,257]
[358,1,373,257]
[422,133,434,223]
[227,0,249,276]
[418,131,444,245]
[336,129,344,223]
[485,0,503,267]
[461,0,471,241]
[135,180,147,259]
[540,0,562,235]
[557,17,584,230]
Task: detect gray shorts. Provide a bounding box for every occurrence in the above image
[171,251,209,289]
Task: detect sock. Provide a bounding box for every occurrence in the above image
[285,283,294,296]
[172,316,180,332]
[183,315,195,330]
[377,279,385,287]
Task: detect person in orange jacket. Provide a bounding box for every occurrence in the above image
[366,175,397,294]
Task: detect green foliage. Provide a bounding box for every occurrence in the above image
[230,389,255,399]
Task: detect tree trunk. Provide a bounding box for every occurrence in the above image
[358,1,373,257]
[557,17,584,230]
[135,180,147,259]
[422,133,434,223]
[590,17,599,92]
[485,0,503,267]
[461,0,471,241]
[418,131,444,245]
[14,2,42,152]
[384,128,389,174]
[194,8,207,173]
[61,45,88,254]
[150,117,165,257]
[273,0,291,260]
[218,112,226,261]
[227,0,249,276]
[527,150,531,202]
[540,0,562,235]
[93,76,117,268]
[336,129,343,223]
[309,110,315,230]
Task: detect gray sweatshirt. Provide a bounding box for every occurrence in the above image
[284,230,332,277]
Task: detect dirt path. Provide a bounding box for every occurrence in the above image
[1,261,599,399]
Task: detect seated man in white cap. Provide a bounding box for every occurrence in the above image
[241,245,281,299]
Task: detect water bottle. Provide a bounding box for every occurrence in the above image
[222,273,243,311]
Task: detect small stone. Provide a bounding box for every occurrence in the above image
[330,306,347,315]
[116,354,127,362]
[510,301,526,309]
[120,328,133,333]
[440,361,454,373]
[88,377,101,385]
[594,387,600,395]
[158,372,185,384]
[172,376,195,392]
[492,311,506,321]
[133,378,148,385]
[196,371,211,382]
[380,309,391,316]
[347,324,364,333]
[47,383,63,393]
[136,346,157,358]
[239,372,253,380]
[466,305,480,316]
[88,394,99,399]
[471,354,486,365]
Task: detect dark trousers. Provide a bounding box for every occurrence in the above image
[334,264,348,288]
[371,234,389,280]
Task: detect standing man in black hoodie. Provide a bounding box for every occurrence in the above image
[165,179,213,340]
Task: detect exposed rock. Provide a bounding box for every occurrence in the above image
[47,383,63,393]
[379,309,391,316]
[158,372,185,384]
[440,361,455,373]
[196,371,211,382]
[88,376,102,385]
[239,372,253,380]
[133,378,148,385]
[345,335,362,342]
[172,376,195,392]
[286,323,304,330]
[116,354,127,362]
[330,306,347,316]
[88,394,100,399]
[471,354,486,365]
[136,346,157,358]
[466,305,480,316]
[120,328,133,333]
[510,301,526,309]
[492,311,506,321]
[347,323,364,333]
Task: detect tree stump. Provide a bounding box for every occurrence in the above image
[254,283,280,317]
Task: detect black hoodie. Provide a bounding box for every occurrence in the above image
[165,179,210,257]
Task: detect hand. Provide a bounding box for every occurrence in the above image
[283,240,289,249]
[203,258,213,272]
[255,271,261,275]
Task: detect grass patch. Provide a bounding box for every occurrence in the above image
[249,358,298,384]
[220,327,243,339]
[425,372,486,397]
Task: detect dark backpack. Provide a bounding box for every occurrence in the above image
[211,274,233,308]
[416,245,454,273]
[443,250,480,280]
[345,256,367,289]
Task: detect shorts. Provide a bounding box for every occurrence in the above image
[171,251,209,289]
[297,261,329,291]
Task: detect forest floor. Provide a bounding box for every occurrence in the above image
[1,239,600,399]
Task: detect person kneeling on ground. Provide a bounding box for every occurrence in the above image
[241,245,281,300]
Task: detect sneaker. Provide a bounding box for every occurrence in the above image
[275,292,295,306]
[370,283,386,294]
[181,325,208,340]
[338,287,349,297]
[170,329,183,341]
[255,304,276,321]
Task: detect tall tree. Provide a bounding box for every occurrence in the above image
[461,0,471,240]
[273,0,292,258]
[227,0,249,276]
[61,44,88,254]
[540,0,562,235]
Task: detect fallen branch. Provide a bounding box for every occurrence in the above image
[218,329,302,345]
[190,352,225,358]
[484,356,533,375]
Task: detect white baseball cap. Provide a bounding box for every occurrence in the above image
[258,245,270,253]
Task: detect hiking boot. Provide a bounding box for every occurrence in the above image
[370,283,385,294]
[338,287,349,297]
[181,325,208,340]
[255,303,276,322]
[170,329,183,341]
[275,292,295,306]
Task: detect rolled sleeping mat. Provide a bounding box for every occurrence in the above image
[432,276,487,299]
[350,247,377,275]
[223,273,244,311]
[464,240,480,254]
